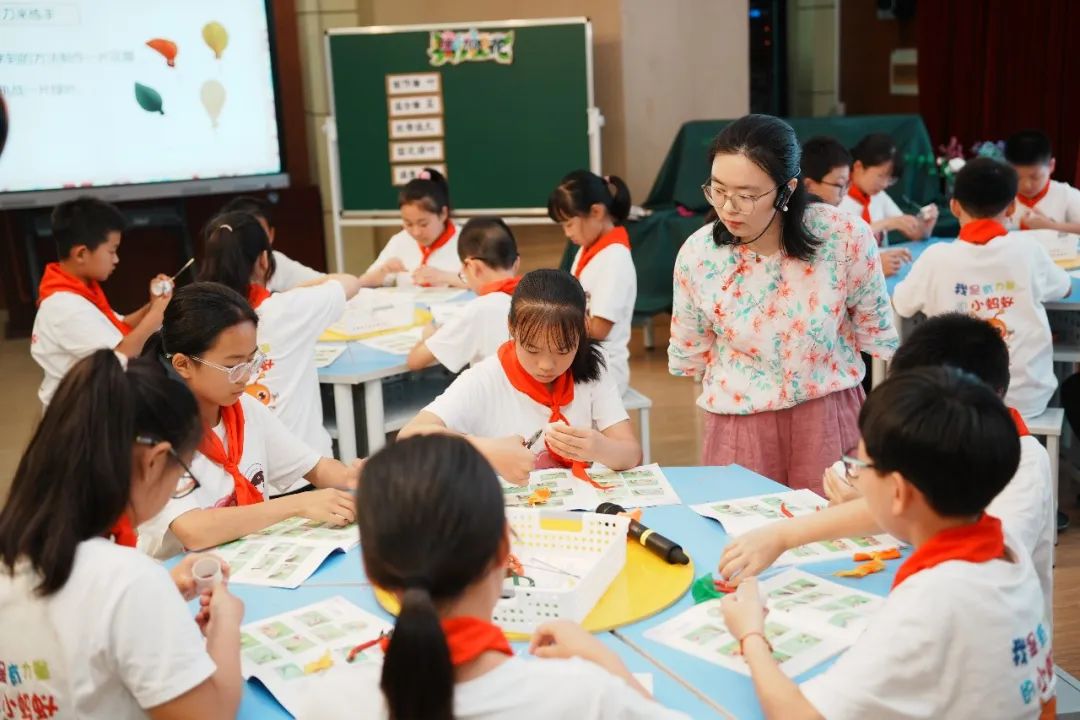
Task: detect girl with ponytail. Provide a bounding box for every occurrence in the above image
[0,350,244,718]
[299,435,686,720]
[548,169,637,395]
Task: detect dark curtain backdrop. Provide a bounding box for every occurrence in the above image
[917,0,1080,184]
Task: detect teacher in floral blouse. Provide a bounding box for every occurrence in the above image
[668,115,898,494]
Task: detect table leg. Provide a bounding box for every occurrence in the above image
[333,383,357,463]
[364,379,386,455]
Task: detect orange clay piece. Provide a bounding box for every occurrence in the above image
[506,553,524,577]
[620,508,643,523]
[834,558,886,578]
[527,487,552,506]
[714,578,738,594]
[853,547,901,562]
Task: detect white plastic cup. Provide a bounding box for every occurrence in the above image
[192,557,223,594]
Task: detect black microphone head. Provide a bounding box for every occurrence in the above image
[595,502,625,516]
[670,547,690,565]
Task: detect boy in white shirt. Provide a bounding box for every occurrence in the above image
[893,158,1071,418]
[407,216,520,372]
[1003,129,1080,233]
[31,197,172,407]
[718,313,1055,626]
[721,366,1054,720]
[220,196,325,292]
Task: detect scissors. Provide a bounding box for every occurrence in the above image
[523,427,544,449]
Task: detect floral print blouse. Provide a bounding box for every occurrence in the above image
[668,203,898,415]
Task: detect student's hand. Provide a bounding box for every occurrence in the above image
[879,248,911,277]
[891,214,924,240]
[920,203,940,224]
[721,578,767,641]
[195,583,245,637]
[530,620,619,667]
[823,466,861,506]
[295,488,356,525]
[148,273,174,300]
[1023,210,1057,231]
[411,265,451,287]
[544,422,605,463]
[371,258,407,285]
[171,552,231,601]
[717,526,787,585]
[478,436,535,485]
[345,458,364,490]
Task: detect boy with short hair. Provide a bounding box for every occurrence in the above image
[718,312,1055,625]
[721,367,1054,720]
[1003,129,1080,233]
[802,136,910,277]
[892,158,1070,418]
[219,195,323,292]
[31,197,171,407]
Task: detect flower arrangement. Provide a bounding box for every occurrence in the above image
[934,137,1005,195]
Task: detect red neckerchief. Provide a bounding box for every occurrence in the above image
[109,515,138,547]
[496,341,593,484]
[247,284,271,309]
[847,185,873,225]
[419,221,457,266]
[38,263,132,335]
[573,226,630,279]
[198,402,263,506]
[478,276,521,296]
[1009,407,1030,437]
[891,513,1005,589]
[377,616,512,665]
[957,219,1009,245]
[1017,181,1052,230]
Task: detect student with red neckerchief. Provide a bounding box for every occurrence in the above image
[400,269,641,486]
[408,216,522,372]
[1003,129,1080,234]
[299,434,686,720]
[359,167,465,288]
[136,283,363,560]
[721,367,1054,720]
[0,350,245,719]
[198,212,362,490]
[31,196,174,408]
[548,169,637,395]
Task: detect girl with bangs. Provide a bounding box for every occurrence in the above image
[400,269,641,485]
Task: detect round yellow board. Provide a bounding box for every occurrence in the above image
[375,541,695,641]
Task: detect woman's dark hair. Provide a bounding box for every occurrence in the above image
[547,169,631,225]
[509,269,604,383]
[0,351,200,595]
[143,281,259,362]
[197,211,276,296]
[359,435,506,720]
[851,133,904,178]
[219,195,274,230]
[457,216,518,270]
[860,366,1019,517]
[707,114,820,261]
[399,167,451,215]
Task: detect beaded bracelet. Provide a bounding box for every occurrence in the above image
[738,631,773,656]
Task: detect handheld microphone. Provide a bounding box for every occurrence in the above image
[596,502,689,565]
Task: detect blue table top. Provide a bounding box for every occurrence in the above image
[184,465,903,719]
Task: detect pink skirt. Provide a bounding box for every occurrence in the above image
[702,386,865,496]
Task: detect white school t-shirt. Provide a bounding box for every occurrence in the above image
[424,292,511,372]
[892,233,1071,417]
[268,250,324,292]
[423,352,629,441]
[294,655,688,720]
[31,292,125,407]
[572,243,636,396]
[367,227,461,285]
[250,282,347,458]
[0,539,215,719]
[1006,180,1080,229]
[838,190,904,245]
[991,435,1055,626]
[801,532,1053,720]
[138,394,321,559]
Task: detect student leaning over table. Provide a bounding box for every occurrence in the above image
[668,114,898,496]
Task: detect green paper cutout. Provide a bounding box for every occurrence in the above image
[134,82,164,114]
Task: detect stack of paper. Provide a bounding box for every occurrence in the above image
[210,517,359,589]
[502,463,682,511]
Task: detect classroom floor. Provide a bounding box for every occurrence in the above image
[2,312,1078,673]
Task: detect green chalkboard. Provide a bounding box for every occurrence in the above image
[327,19,594,216]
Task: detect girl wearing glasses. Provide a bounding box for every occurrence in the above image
[548,170,636,396]
[669,114,898,496]
[407,216,521,373]
[0,350,245,719]
[838,133,937,243]
[137,282,361,559]
[198,212,362,483]
[359,167,464,288]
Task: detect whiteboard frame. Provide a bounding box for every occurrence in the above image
[323,17,601,272]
